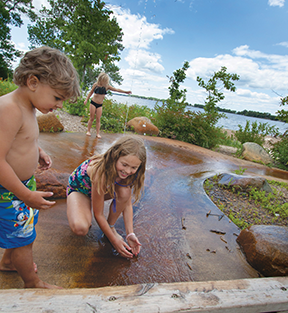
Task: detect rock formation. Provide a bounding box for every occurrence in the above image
[126,117,159,136]
[37,112,64,132]
[237,225,288,276]
[242,142,272,164]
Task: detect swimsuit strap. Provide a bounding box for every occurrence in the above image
[112,173,138,213]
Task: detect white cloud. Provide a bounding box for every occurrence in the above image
[124,49,164,73]
[186,46,288,92]
[110,6,174,50]
[32,0,50,11]
[268,0,285,7]
[277,41,288,48]
[236,88,270,100]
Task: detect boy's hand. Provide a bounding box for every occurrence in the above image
[26,190,56,210]
[127,234,141,256]
[38,148,52,170]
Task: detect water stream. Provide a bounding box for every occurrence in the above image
[1,132,287,289]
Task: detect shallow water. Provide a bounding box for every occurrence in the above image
[1,133,287,289]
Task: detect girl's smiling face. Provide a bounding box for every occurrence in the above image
[116,155,141,180]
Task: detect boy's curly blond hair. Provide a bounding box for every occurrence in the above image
[13,46,80,102]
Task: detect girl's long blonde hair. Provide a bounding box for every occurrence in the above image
[96,72,109,88]
[90,135,146,203]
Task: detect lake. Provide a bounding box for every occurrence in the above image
[109,94,288,134]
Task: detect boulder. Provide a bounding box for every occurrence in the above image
[35,168,70,199]
[218,173,273,193]
[237,225,288,277]
[215,145,237,156]
[37,112,64,132]
[242,142,272,164]
[126,117,159,136]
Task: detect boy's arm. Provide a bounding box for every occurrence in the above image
[38,147,52,170]
[0,102,55,209]
[108,86,132,95]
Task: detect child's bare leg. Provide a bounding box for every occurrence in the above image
[86,104,96,136]
[0,249,37,272]
[11,243,61,289]
[95,107,102,138]
[67,192,92,236]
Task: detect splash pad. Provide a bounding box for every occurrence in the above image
[1,133,287,311]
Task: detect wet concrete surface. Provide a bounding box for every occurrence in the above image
[1,132,288,289]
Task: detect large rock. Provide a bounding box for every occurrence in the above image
[218,173,273,193]
[242,142,272,164]
[215,145,237,156]
[35,168,70,199]
[37,112,64,132]
[237,225,288,277]
[126,117,159,136]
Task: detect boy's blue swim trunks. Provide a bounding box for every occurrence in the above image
[0,176,39,249]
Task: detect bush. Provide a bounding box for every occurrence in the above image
[152,99,223,149]
[63,96,88,117]
[234,120,279,146]
[0,78,18,96]
[271,134,288,170]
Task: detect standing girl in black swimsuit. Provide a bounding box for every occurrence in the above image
[84,72,132,138]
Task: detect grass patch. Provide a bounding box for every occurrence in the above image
[204,174,288,229]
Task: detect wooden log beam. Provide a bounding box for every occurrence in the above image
[0,277,287,312]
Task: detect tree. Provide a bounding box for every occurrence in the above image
[0,0,37,79]
[276,95,288,124]
[167,60,190,104]
[197,66,239,116]
[28,0,124,86]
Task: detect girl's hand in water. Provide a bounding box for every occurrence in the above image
[114,238,134,258]
[127,234,141,256]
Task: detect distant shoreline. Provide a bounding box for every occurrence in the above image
[111,93,284,123]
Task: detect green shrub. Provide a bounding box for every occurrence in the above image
[152,99,223,149]
[234,120,279,146]
[63,96,88,117]
[0,78,18,96]
[271,134,288,170]
[125,104,156,121]
[100,99,127,133]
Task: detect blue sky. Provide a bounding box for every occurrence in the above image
[10,0,288,114]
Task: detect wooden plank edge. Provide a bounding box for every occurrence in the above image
[0,276,287,313]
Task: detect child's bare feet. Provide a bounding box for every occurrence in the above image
[86,131,91,136]
[96,134,101,138]
[0,262,38,273]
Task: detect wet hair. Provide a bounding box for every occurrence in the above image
[13,46,80,102]
[90,135,146,203]
[96,72,109,87]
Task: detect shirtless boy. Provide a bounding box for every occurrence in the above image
[0,46,80,288]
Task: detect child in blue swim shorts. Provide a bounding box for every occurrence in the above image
[0,46,80,289]
[0,176,39,249]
